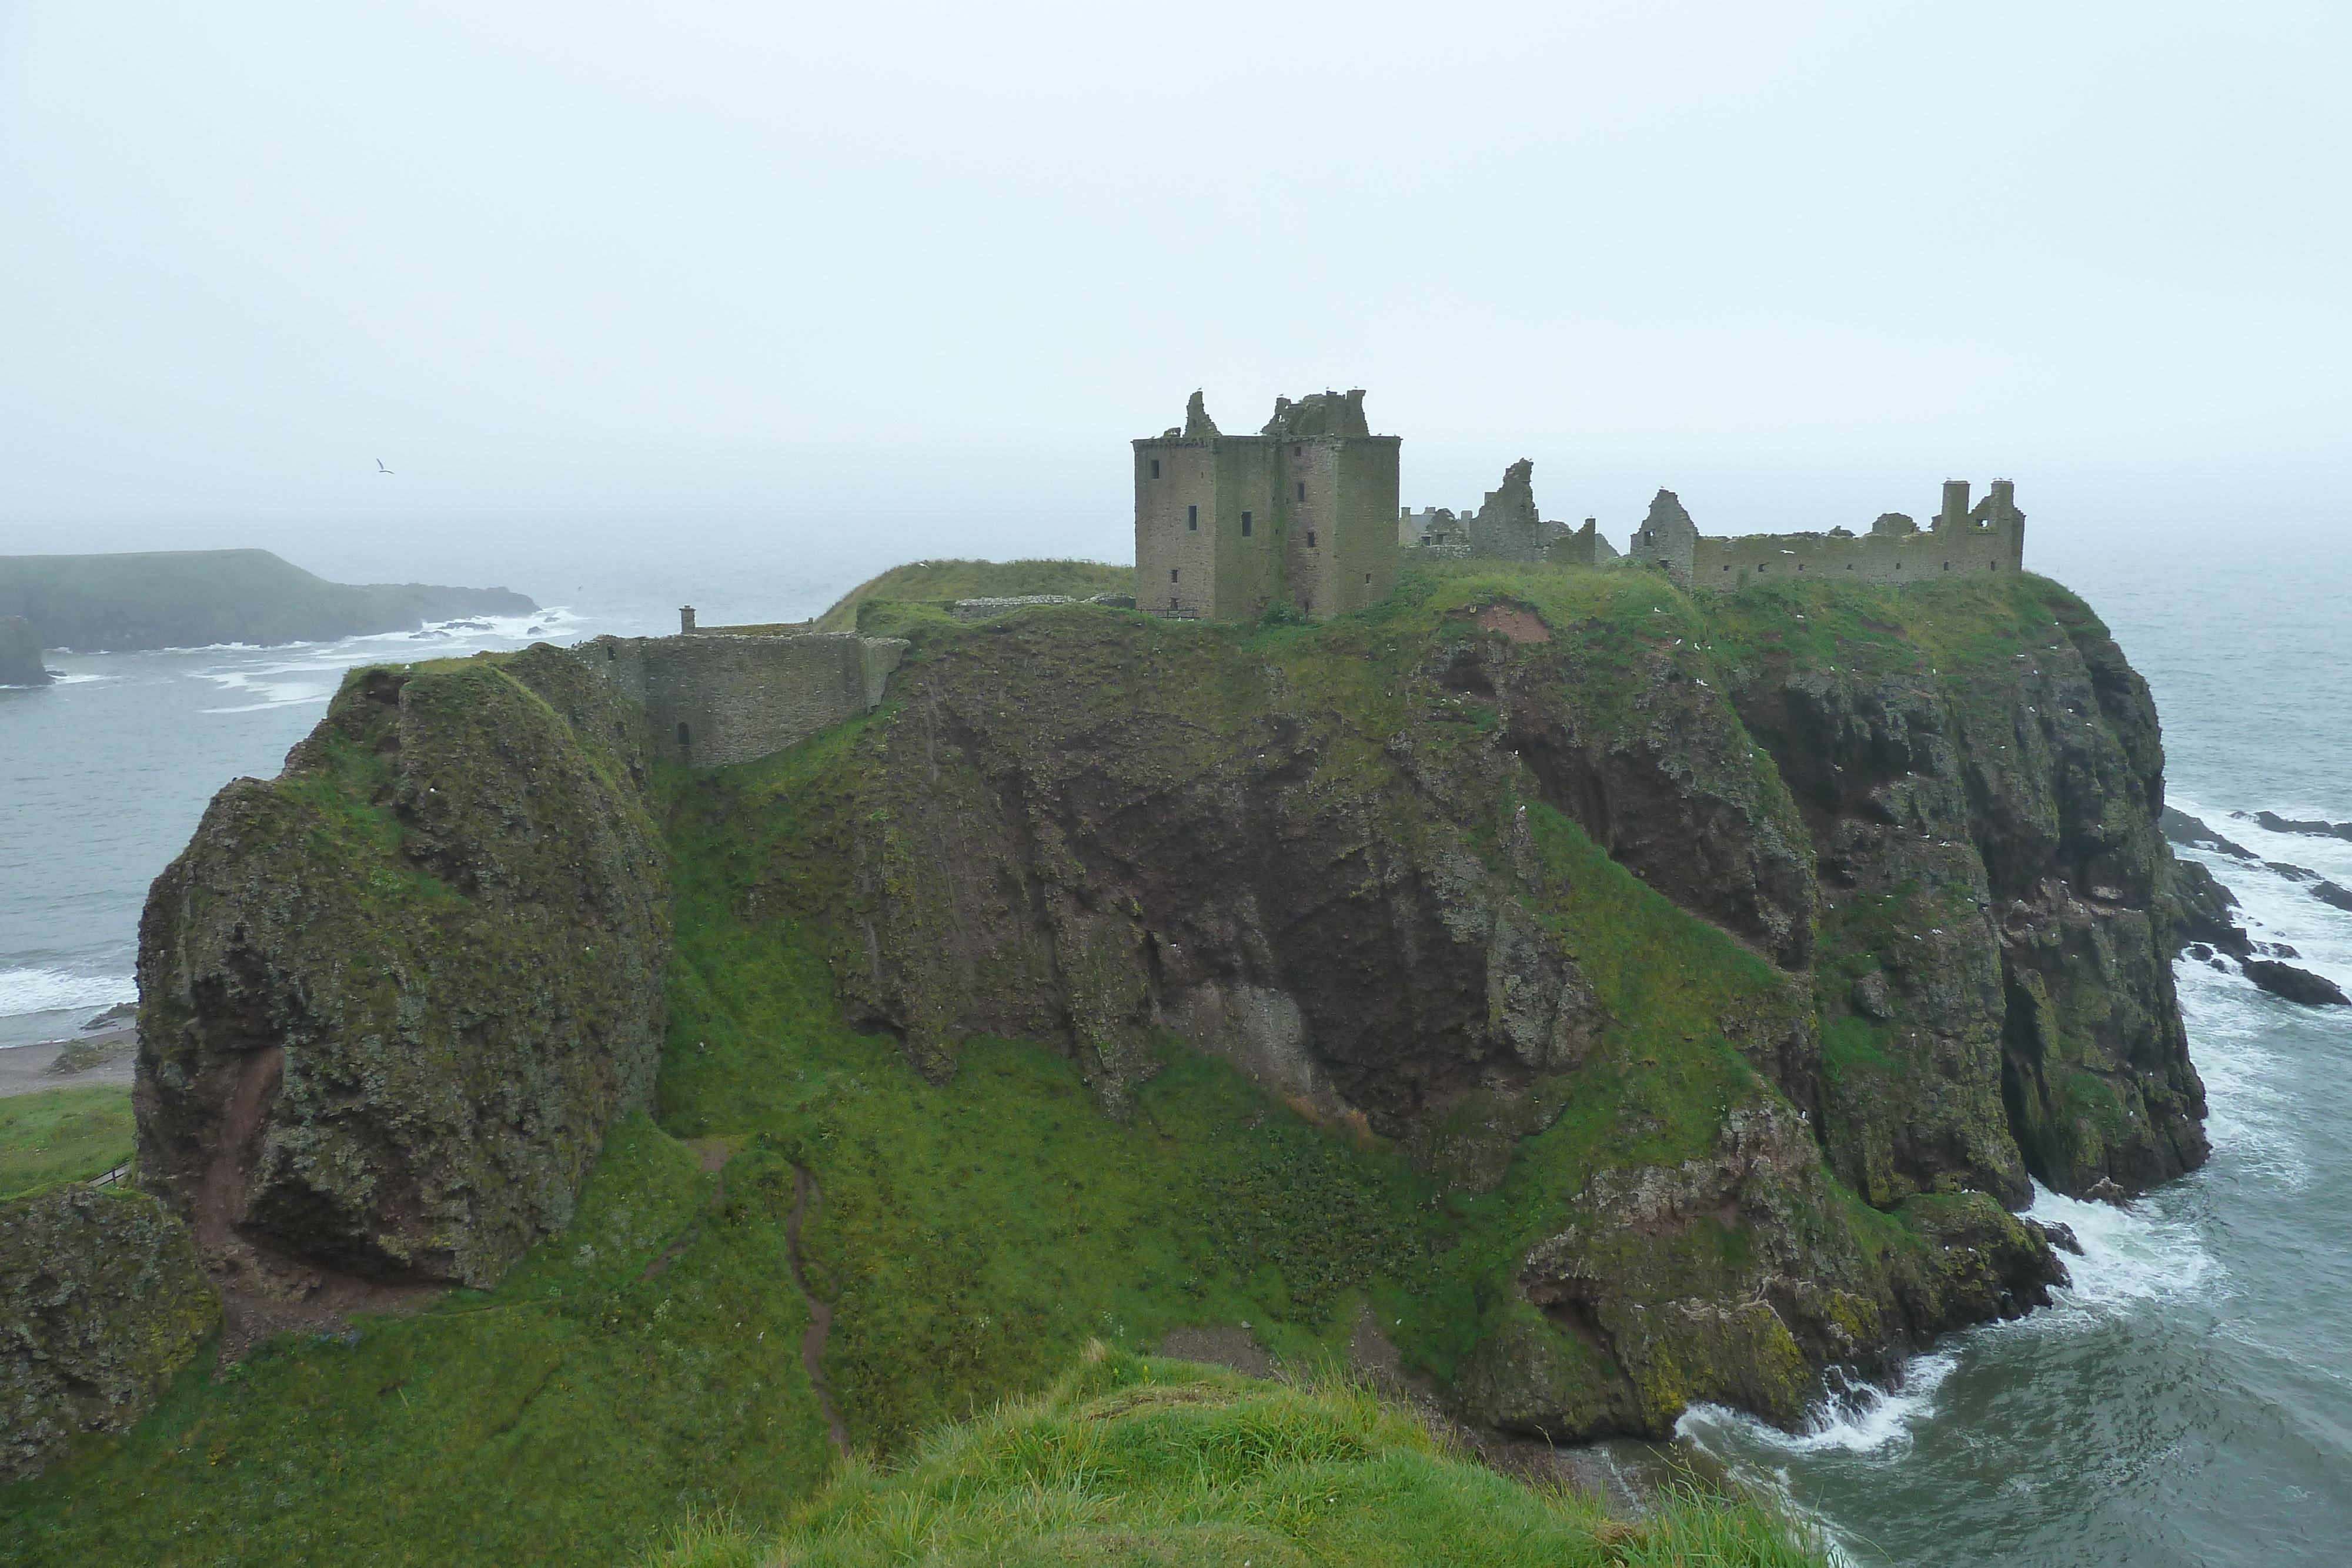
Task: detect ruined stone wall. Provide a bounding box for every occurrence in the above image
[1692,519,2021,588]
[1211,439,1289,621]
[583,632,907,769]
[1319,436,1401,617]
[1135,398,1398,622]
[1134,438,1221,618]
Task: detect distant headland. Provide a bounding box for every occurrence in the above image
[0,549,536,654]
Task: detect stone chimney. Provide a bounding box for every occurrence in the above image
[680,606,697,634]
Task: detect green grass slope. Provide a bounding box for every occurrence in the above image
[810,559,1133,632]
[0,1085,135,1198]
[0,549,534,651]
[647,1347,1824,1568]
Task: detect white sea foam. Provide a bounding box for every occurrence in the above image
[191,610,583,711]
[0,967,136,1019]
[1678,1352,1961,1462]
[198,667,338,713]
[46,672,115,685]
[2030,1185,2216,1306]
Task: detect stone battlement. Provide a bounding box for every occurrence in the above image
[578,629,906,770]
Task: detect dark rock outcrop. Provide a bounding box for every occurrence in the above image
[1726,593,2206,1201]
[135,647,670,1294]
[2161,805,2253,860]
[1,1186,219,1483]
[2169,860,2252,957]
[0,614,51,686]
[2253,810,2352,842]
[2241,959,2350,1007]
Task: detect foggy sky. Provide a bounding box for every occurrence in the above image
[2,1,2346,584]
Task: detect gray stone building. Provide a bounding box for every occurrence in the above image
[1629,479,2027,590]
[1132,390,1400,622]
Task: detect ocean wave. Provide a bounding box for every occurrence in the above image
[2024,1181,2221,1309]
[1678,1352,1960,1462]
[198,667,339,714]
[0,967,136,1019]
[46,672,116,685]
[339,607,579,648]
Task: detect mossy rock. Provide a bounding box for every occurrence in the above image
[0,1185,219,1483]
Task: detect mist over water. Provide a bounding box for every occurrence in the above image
[1,536,2346,1563]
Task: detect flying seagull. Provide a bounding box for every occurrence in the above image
[376,459,395,475]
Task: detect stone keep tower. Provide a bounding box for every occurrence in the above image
[1134,389,1401,621]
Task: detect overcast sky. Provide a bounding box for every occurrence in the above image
[1,1,2344,584]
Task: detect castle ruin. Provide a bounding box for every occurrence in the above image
[1132,390,1399,621]
[1137,389,2028,613]
[1399,458,1618,569]
[1628,479,2026,589]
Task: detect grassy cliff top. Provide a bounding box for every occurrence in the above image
[0,549,536,651]
[648,1346,1823,1568]
[810,559,1134,632]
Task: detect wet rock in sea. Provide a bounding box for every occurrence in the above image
[2310,880,2352,914]
[2240,959,2351,1007]
[2253,810,2352,842]
[2163,805,2255,860]
[2168,860,2251,958]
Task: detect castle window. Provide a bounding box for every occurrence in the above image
[1989,561,1998,570]
[1241,511,1252,537]
[1292,444,1302,457]
[1188,504,1198,530]
[1723,564,1731,572]
[1307,531,1317,549]
[1943,561,1950,571]
[1150,459,1161,479]
[1296,482,1307,502]
[606,644,616,660]
[677,722,690,748]
[1171,569,1180,583]
[1364,571,1372,584]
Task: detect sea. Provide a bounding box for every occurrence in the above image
[2,539,2346,1565]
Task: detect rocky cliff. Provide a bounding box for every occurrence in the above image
[135,646,670,1293]
[0,614,51,686]
[750,568,2194,1436]
[122,564,2203,1452]
[0,549,537,652]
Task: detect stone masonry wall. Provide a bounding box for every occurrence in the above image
[1692,520,2021,589]
[583,631,908,769]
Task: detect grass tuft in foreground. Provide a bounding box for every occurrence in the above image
[643,1345,1826,1568]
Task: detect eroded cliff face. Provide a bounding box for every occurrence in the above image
[753,570,2196,1437]
[1723,593,2207,1201]
[135,646,670,1292]
[125,566,2200,1447]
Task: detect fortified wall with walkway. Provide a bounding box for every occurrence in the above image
[578,620,907,770]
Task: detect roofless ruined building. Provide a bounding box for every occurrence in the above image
[1134,388,2027,617]
[1132,390,1399,622]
